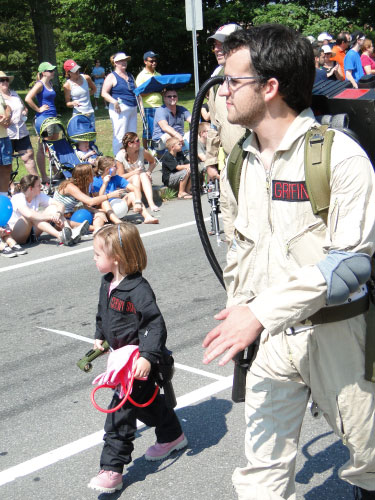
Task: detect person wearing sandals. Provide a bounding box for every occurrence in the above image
[8,174,83,247]
[101,52,137,155]
[116,132,160,212]
[63,59,96,129]
[0,71,38,178]
[25,62,58,187]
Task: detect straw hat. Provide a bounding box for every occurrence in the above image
[0,71,14,83]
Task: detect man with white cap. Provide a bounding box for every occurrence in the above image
[136,51,162,148]
[317,32,333,45]
[205,23,246,242]
[205,24,245,183]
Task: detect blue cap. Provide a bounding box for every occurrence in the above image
[144,51,158,60]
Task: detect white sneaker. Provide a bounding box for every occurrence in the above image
[71,220,90,243]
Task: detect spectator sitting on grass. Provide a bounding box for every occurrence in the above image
[161,137,191,199]
[93,156,159,224]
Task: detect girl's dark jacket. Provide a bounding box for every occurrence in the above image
[95,272,167,365]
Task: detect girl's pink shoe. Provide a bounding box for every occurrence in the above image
[145,433,188,461]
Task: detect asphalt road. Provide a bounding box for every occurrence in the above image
[0,195,354,500]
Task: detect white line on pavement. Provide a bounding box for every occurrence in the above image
[37,327,226,380]
[0,218,210,274]
[0,376,232,487]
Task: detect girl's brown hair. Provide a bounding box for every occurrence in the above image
[59,163,93,195]
[14,175,40,193]
[94,223,147,275]
[93,156,116,178]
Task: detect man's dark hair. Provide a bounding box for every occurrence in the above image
[335,32,350,45]
[223,24,315,114]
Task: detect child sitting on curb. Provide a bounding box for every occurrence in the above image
[161,137,192,200]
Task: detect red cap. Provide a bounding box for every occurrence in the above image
[64,59,80,73]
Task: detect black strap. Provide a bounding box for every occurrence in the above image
[305,294,369,325]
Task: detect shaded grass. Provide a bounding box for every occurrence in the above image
[13,86,196,180]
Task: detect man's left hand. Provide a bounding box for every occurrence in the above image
[203,305,263,366]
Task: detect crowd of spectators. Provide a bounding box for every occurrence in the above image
[310,30,375,88]
[1,25,374,257]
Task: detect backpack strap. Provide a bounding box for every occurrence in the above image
[304,125,335,225]
[227,129,251,203]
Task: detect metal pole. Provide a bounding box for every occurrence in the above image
[191,0,200,95]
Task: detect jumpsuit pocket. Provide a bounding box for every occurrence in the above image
[285,220,326,267]
[233,230,256,293]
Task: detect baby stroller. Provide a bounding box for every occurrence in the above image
[67,114,102,161]
[35,116,82,194]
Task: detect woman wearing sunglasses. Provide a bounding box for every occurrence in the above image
[0,71,38,180]
[25,62,58,186]
[116,132,160,212]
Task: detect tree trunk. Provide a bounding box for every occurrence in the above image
[27,0,57,66]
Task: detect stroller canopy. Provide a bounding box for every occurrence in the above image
[67,114,96,143]
[35,116,66,138]
[134,74,191,96]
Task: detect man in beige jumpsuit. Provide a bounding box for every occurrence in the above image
[203,25,375,500]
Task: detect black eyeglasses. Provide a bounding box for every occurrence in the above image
[165,95,177,99]
[147,59,157,63]
[129,138,140,144]
[223,75,261,90]
[0,78,9,83]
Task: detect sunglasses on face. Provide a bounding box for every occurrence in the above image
[0,78,9,83]
[129,138,140,144]
[165,95,177,99]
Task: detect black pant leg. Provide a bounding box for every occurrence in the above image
[100,394,137,473]
[132,379,183,444]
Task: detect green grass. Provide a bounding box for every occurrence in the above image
[14,87,196,180]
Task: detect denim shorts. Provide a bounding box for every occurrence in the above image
[0,136,12,166]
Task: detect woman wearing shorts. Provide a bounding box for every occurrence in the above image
[0,71,38,178]
[25,62,58,186]
[101,52,137,155]
[91,60,106,110]
[63,59,96,129]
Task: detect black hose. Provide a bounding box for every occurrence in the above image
[189,75,225,289]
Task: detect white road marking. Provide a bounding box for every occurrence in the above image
[37,327,226,380]
[0,376,232,487]
[0,218,210,273]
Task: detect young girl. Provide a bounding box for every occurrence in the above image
[53,163,126,232]
[89,223,187,493]
[93,156,159,224]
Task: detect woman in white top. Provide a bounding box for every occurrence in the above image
[63,59,96,128]
[9,174,78,246]
[0,72,37,177]
[116,132,159,212]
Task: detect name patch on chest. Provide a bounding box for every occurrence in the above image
[272,180,309,202]
[109,297,137,314]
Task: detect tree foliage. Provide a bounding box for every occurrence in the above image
[1,0,373,90]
